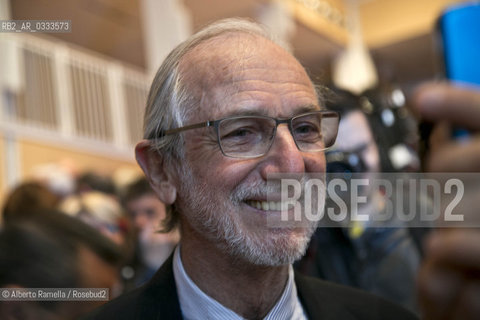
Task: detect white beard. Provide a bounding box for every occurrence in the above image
[176,163,318,266]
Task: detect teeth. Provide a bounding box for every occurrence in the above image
[269,201,276,210]
[262,201,269,211]
[246,200,294,211]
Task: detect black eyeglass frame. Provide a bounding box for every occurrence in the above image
[156,110,340,158]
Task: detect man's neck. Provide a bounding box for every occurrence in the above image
[179,224,290,319]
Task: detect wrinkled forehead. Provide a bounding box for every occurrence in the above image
[179,33,252,89]
[177,32,317,119]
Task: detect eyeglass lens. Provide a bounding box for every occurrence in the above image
[217,112,337,158]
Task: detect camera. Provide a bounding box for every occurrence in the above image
[326,147,367,173]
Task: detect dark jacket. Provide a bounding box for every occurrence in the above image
[84,254,418,320]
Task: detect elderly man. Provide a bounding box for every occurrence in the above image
[86,19,416,319]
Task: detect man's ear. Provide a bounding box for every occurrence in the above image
[135,140,177,205]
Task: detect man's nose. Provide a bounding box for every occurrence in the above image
[259,125,305,179]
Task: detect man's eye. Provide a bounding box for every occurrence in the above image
[294,124,318,135]
[228,129,250,137]
[220,127,263,149]
[223,128,256,139]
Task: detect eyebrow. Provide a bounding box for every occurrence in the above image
[219,104,321,119]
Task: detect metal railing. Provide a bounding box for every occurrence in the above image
[0,33,150,154]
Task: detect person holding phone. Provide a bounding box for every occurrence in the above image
[413,82,480,320]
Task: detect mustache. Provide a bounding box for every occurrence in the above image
[230,176,311,203]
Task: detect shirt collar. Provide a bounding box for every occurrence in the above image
[172,245,307,320]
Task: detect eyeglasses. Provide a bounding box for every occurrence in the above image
[157,110,340,159]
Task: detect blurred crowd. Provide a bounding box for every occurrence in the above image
[0,84,423,319]
[1,81,479,319]
[295,86,427,314]
[0,165,179,320]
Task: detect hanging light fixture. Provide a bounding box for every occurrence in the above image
[332,0,378,94]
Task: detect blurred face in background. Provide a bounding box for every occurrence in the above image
[59,192,128,247]
[126,193,176,269]
[329,110,381,220]
[335,110,380,172]
[126,193,166,232]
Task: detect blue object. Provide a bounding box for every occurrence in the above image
[440,2,480,86]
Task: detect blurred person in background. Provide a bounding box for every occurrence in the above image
[76,172,118,197]
[2,181,60,224]
[59,191,130,248]
[59,190,137,290]
[296,90,423,313]
[0,209,123,320]
[122,177,180,286]
[29,161,78,200]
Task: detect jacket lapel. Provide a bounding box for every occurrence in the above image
[138,254,183,320]
[295,270,356,320]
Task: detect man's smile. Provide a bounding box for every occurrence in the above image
[244,200,295,212]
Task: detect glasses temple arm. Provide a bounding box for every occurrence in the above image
[157,121,214,137]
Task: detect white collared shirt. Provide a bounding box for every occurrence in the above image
[173,246,308,320]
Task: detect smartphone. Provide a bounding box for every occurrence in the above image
[437,2,480,86]
[419,2,480,167]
